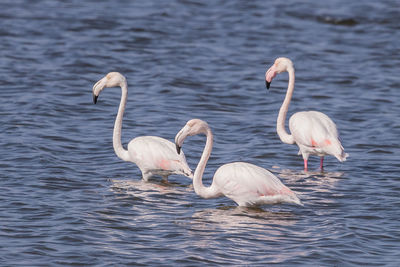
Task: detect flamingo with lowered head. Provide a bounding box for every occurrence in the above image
[265,57,348,171]
[92,72,193,181]
[175,119,302,207]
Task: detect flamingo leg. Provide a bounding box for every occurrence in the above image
[303,159,308,172]
[320,157,324,171]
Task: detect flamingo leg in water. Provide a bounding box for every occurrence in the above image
[161,175,168,183]
[303,159,308,172]
[320,157,324,171]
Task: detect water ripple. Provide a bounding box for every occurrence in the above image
[1,0,399,265]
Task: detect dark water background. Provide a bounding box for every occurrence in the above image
[1,0,399,266]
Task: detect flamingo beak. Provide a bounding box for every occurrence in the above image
[265,64,277,90]
[176,144,181,155]
[266,81,271,89]
[93,94,98,104]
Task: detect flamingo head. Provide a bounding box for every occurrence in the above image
[175,119,210,154]
[265,57,294,89]
[92,72,127,104]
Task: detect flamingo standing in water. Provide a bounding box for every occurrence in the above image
[265,57,348,171]
[92,72,193,181]
[175,119,302,207]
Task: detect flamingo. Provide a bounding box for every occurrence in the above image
[92,72,193,181]
[265,57,348,171]
[175,119,302,207]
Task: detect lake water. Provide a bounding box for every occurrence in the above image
[1,0,399,266]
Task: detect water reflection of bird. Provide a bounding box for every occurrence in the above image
[265,57,348,171]
[190,207,297,231]
[92,72,193,181]
[175,119,302,207]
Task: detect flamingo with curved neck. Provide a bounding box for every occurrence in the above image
[265,57,348,171]
[175,119,302,207]
[92,72,192,181]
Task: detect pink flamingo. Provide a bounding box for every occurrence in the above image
[92,72,193,181]
[265,57,348,171]
[175,119,302,207]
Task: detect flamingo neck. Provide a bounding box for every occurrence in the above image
[276,66,295,144]
[113,82,130,161]
[193,128,220,199]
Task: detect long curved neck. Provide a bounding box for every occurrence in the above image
[193,128,221,199]
[113,82,130,161]
[277,66,295,144]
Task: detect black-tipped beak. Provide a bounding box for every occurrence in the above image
[266,81,271,90]
[176,144,181,155]
[93,94,98,104]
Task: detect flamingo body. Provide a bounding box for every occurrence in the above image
[127,136,192,180]
[92,72,192,181]
[213,162,301,206]
[265,57,348,170]
[289,111,347,162]
[175,119,302,207]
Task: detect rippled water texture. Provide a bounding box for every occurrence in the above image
[1,0,399,266]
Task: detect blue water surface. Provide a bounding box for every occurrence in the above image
[1,0,399,266]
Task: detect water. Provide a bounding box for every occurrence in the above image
[1,0,399,265]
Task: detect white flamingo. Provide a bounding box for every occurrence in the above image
[175,119,302,207]
[265,57,348,171]
[92,72,193,181]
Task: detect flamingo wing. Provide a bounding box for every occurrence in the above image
[289,111,338,147]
